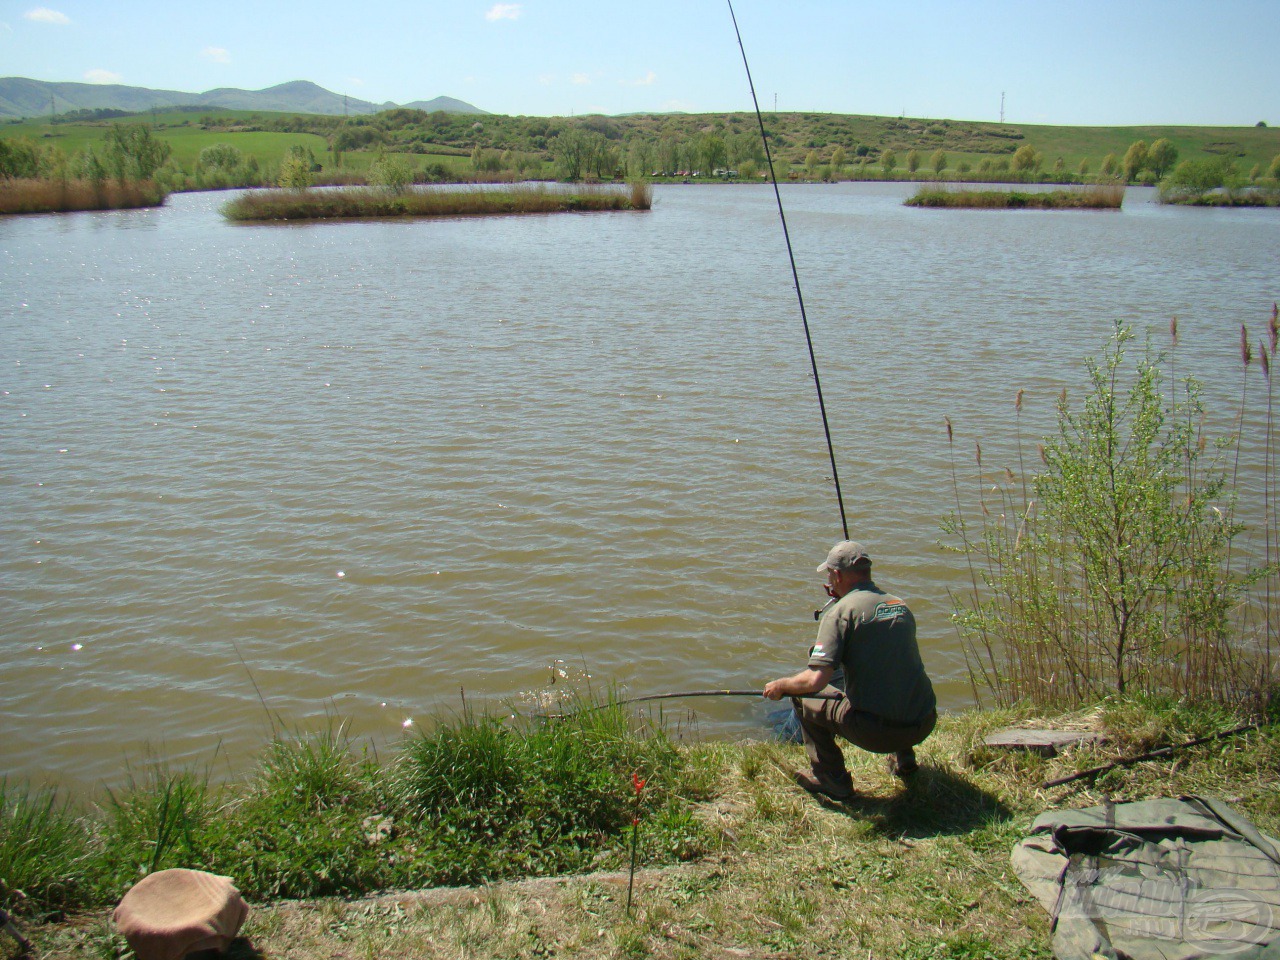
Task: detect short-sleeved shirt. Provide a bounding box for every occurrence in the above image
[807,581,936,725]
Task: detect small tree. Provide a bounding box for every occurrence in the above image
[1078,158,1090,177]
[830,145,846,176]
[1012,143,1040,174]
[906,149,920,174]
[881,148,897,175]
[1122,140,1149,182]
[931,149,948,176]
[1100,153,1118,177]
[804,150,819,176]
[554,127,590,181]
[102,124,171,180]
[370,154,415,194]
[278,153,312,190]
[1268,153,1280,181]
[1147,138,1178,179]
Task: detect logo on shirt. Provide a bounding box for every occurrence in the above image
[872,602,907,623]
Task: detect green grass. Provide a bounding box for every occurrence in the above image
[13,696,1274,960]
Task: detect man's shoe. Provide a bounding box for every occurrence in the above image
[886,752,919,779]
[792,768,855,801]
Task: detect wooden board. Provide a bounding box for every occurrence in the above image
[982,729,1101,756]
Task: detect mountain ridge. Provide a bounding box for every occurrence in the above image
[0,77,486,120]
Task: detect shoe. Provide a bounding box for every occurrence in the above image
[886,752,919,779]
[792,768,855,801]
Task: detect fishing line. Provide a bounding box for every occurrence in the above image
[726,0,849,541]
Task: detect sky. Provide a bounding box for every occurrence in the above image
[2,0,1278,127]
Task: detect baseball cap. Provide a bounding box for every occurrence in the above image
[817,541,871,573]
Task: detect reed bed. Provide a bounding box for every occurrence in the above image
[906,183,1125,209]
[0,178,168,215]
[222,182,651,222]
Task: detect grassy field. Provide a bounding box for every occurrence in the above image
[6,107,1278,183]
[6,696,1275,960]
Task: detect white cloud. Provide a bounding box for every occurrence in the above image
[571,73,590,85]
[484,3,521,21]
[84,68,122,84]
[25,7,70,24]
[537,73,554,85]
[200,46,230,64]
[624,70,657,87]
[346,77,366,87]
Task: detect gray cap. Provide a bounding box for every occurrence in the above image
[817,540,871,573]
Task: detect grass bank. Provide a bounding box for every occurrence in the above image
[0,177,167,214]
[7,696,1276,960]
[221,182,652,222]
[905,183,1125,209]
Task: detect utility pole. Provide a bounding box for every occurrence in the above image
[773,92,777,113]
[50,92,56,120]
[1000,91,1005,123]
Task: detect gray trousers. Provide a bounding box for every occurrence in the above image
[796,687,936,780]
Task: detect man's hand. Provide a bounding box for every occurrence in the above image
[763,665,834,701]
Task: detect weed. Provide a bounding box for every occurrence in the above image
[0,781,92,916]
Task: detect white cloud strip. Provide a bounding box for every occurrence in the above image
[84,69,122,84]
[201,46,231,64]
[25,7,70,24]
[485,3,521,21]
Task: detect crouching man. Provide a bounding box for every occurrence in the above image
[764,540,937,800]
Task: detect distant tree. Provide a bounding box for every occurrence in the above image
[1159,157,1236,201]
[370,153,415,193]
[699,134,727,176]
[1012,143,1040,173]
[830,145,846,174]
[1249,164,1261,181]
[1078,157,1091,176]
[739,159,758,180]
[957,159,971,174]
[102,123,171,180]
[554,127,591,180]
[881,148,897,175]
[657,136,679,175]
[278,153,312,190]
[1257,121,1268,128]
[805,149,819,175]
[1122,140,1148,182]
[1269,153,1280,180]
[977,157,992,174]
[1053,156,1066,176]
[906,149,920,174]
[1147,138,1178,179]
[0,136,50,179]
[1100,153,1118,177]
[854,143,870,157]
[931,149,947,176]
[198,143,243,172]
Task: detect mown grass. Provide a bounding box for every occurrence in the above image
[905,183,1125,209]
[221,182,652,221]
[10,696,1275,960]
[0,177,167,214]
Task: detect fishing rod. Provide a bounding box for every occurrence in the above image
[537,688,843,719]
[726,0,849,541]
[1041,721,1267,789]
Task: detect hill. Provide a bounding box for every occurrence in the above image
[0,77,485,120]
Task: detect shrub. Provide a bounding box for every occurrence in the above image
[944,322,1276,710]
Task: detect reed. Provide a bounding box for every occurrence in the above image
[221,183,651,222]
[942,320,1279,712]
[0,178,168,215]
[906,183,1124,209]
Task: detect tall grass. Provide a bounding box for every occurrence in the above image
[0,178,168,214]
[0,692,697,916]
[943,319,1278,712]
[222,183,651,222]
[0,782,92,916]
[906,183,1125,209]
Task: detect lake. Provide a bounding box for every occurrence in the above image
[2,181,1277,790]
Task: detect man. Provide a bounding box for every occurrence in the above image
[764,540,936,800]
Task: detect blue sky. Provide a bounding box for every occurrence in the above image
[2,1,1278,126]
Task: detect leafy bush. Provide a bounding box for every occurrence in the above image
[944,322,1277,709]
